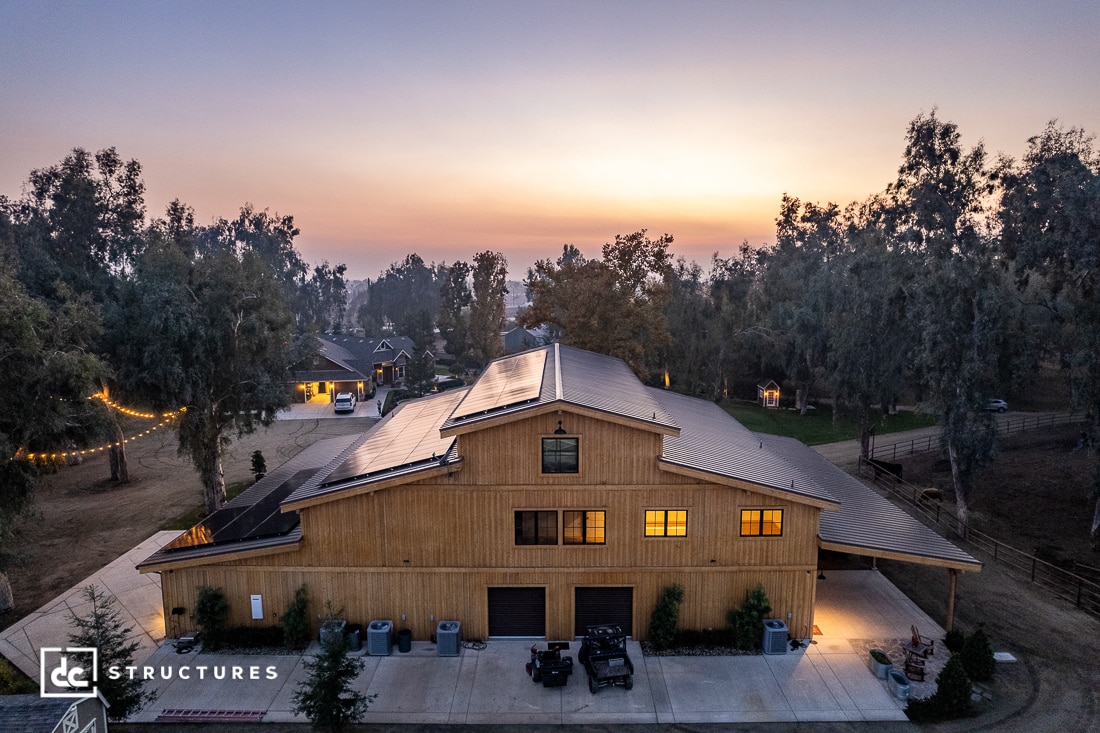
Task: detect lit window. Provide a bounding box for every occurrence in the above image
[542,437,579,474]
[563,510,605,544]
[740,509,783,537]
[645,510,687,537]
[515,511,557,545]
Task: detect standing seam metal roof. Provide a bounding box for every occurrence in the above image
[758,433,981,569]
[649,388,839,507]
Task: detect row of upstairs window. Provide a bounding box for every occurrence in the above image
[514,508,783,545]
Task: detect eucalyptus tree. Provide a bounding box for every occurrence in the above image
[360,253,440,335]
[757,196,843,414]
[437,260,473,368]
[823,201,915,457]
[707,244,768,401]
[886,111,1006,536]
[468,250,509,368]
[999,121,1100,545]
[520,232,673,378]
[662,257,715,396]
[112,215,296,515]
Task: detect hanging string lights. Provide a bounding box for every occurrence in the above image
[19,394,185,462]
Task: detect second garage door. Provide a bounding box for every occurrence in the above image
[574,586,633,637]
[487,587,546,637]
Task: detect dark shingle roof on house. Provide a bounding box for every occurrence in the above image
[0,696,80,733]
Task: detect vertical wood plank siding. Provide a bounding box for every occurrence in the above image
[157,410,822,641]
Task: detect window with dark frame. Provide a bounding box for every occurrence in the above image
[514,510,558,545]
[740,508,783,536]
[541,437,579,474]
[563,510,605,544]
[645,509,687,537]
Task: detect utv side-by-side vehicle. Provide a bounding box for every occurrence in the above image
[577,624,634,693]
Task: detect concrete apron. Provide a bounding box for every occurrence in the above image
[129,570,934,725]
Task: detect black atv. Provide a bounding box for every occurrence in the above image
[577,624,634,693]
[526,641,574,687]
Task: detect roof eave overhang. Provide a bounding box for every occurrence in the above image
[818,539,983,573]
[281,459,464,512]
[658,459,840,511]
[138,539,301,574]
[441,401,680,439]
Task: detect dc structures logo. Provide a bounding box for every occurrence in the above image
[40,647,98,699]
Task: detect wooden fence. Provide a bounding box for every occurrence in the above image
[870,412,1082,460]
[857,456,1100,620]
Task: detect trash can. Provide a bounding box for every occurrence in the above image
[436,621,461,656]
[888,669,911,701]
[346,624,362,652]
[398,628,412,653]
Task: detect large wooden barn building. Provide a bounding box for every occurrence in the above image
[140,344,979,641]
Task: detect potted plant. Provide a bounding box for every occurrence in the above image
[869,648,892,679]
[318,601,347,648]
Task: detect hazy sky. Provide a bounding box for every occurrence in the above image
[3,1,1098,280]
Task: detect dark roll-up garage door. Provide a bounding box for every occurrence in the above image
[487,587,546,637]
[574,587,633,637]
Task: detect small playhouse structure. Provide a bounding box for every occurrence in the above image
[758,380,780,408]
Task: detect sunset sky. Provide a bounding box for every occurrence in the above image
[3,1,1098,280]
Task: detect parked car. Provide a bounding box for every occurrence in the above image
[333,392,357,413]
[986,399,1008,413]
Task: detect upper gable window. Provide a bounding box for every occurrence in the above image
[375,339,392,351]
[542,437,579,474]
[740,509,783,537]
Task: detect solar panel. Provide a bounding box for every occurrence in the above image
[450,348,546,420]
[323,389,465,485]
[162,469,313,551]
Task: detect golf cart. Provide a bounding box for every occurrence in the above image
[577,624,634,693]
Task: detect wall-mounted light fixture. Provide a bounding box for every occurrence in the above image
[554,420,566,435]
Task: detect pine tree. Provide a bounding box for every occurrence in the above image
[292,633,372,731]
[67,584,156,720]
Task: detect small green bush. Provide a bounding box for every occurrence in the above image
[225,625,285,648]
[906,652,972,723]
[194,585,229,651]
[944,628,966,653]
[726,583,772,651]
[282,585,311,650]
[961,624,995,682]
[0,657,36,694]
[648,584,685,650]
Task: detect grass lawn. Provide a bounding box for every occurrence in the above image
[721,401,937,445]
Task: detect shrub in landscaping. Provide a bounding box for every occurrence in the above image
[647,583,684,650]
[226,625,285,648]
[194,585,229,650]
[961,624,995,682]
[944,628,966,653]
[283,585,311,650]
[905,652,972,723]
[726,583,772,651]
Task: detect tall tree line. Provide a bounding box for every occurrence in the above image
[0,147,349,535]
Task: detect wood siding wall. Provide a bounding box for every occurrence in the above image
[156,409,822,641]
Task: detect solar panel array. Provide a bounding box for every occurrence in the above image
[322,388,466,485]
[449,348,547,421]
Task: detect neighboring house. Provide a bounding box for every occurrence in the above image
[758,380,781,408]
[0,693,109,733]
[141,345,979,641]
[288,335,429,402]
[502,327,544,354]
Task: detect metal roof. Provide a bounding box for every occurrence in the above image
[758,434,982,571]
[442,344,678,434]
[651,388,840,508]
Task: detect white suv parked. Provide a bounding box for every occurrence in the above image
[333,392,356,413]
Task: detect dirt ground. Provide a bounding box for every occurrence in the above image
[0,417,375,625]
[7,417,1100,731]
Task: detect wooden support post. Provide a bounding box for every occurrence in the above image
[945,568,958,632]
